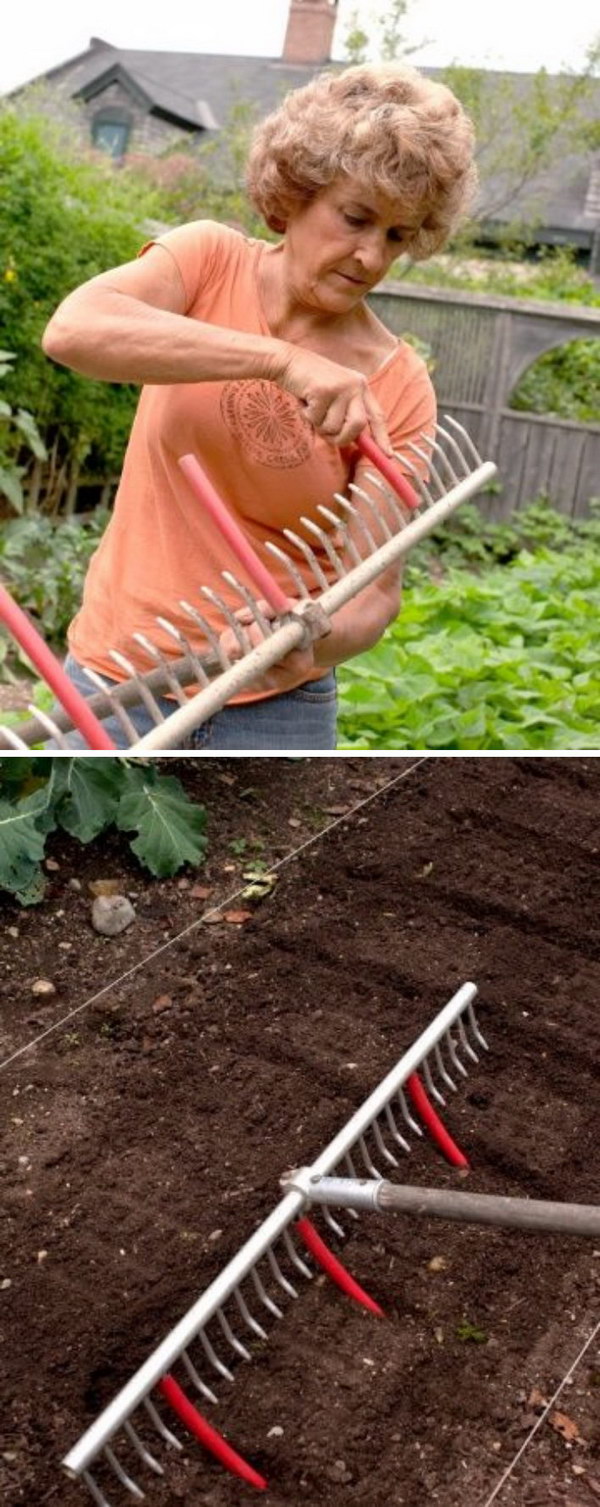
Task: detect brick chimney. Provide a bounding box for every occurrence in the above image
[282,0,338,65]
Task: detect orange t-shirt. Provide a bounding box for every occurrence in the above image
[68,219,435,699]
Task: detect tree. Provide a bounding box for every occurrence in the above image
[340,4,600,246]
[0,98,159,514]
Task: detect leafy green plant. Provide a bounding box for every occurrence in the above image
[0,350,48,513]
[456,1319,488,1344]
[0,759,208,904]
[338,523,600,751]
[0,509,109,655]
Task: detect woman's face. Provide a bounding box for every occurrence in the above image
[283,175,422,312]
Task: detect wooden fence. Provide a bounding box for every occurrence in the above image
[369,282,600,519]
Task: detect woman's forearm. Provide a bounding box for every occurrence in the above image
[313,570,402,670]
[42,286,289,385]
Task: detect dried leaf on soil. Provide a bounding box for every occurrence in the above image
[549,1410,584,1443]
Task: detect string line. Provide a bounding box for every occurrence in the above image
[0,756,430,1072]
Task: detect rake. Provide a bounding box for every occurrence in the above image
[0,419,498,751]
[61,980,599,1503]
[62,981,490,1503]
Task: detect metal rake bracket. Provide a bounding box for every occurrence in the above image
[62,982,488,1504]
[0,419,498,751]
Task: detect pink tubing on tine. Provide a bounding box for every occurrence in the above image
[406,1071,469,1169]
[296,1216,384,1316]
[355,432,421,512]
[178,453,289,615]
[0,582,116,750]
[157,1375,268,1490]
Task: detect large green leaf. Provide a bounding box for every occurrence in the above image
[54,758,123,841]
[0,786,50,900]
[116,770,208,877]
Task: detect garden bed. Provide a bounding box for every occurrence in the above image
[1,756,599,1507]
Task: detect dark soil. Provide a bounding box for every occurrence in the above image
[1,756,599,1507]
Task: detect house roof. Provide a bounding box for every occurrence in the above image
[9,38,600,240]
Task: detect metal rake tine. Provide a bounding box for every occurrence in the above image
[435,419,473,477]
[422,1053,446,1107]
[123,1421,164,1476]
[441,412,484,467]
[282,527,329,590]
[468,1000,489,1051]
[199,586,253,653]
[391,451,437,506]
[250,1264,284,1320]
[103,1444,145,1499]
[142,1396,183,1450]
[180,599,233,672]
[0,722,30,749]
[383,1101,411,1153]
[357,1133,381,1179]
[444,1028,469,1078]
[264,540,310,598]
[215,1306,252,1362]
[197,1327,235,1382]
[404,440,450,494]
[180,1347,219,1405]
[359,471,407,530]
[233,1284,269,1341]
[131,634,188,706]
[108,651,167,728]
[456,1009,480,1064]
[397,1086,423,1137]
[318,501,362,567]
[303,514,347,579]
[434,1041,457,1092]
[331,493,371,560]
[221,572,275,633]
[282,1228,314,1278]
[372,1116,400,1168]
[412,428,459,489]
[156,618,214,687]
[320,1203,347,1238]
[82,1469,113,1507]
[83,666,141,743]
[267,1244,298,1299]
[23,705,73,748]
[347,485,383,549]
[353,479,396,538]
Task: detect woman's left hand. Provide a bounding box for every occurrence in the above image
[218,597,318,694]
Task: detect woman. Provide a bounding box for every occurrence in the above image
[42,62,477,750]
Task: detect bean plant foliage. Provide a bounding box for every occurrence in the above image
[0,759,208,904]
[338,501,600,750]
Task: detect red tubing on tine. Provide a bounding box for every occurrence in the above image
[355,432,421,512]
[406,1072,469,1169]
[0,583,116,750]
[157,1374,268,1491]
[296,1216,384,1316]
[178,453,289,615]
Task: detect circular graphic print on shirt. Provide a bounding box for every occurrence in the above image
[220,380,313,468]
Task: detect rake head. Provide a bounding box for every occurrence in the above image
[61,983,488,1505]
[0,420,497,751]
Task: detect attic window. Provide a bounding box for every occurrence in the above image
[91,107,132,159]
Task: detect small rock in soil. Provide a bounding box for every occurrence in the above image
[91,895,136,936]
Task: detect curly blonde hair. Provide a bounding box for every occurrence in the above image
[246,63,477,259]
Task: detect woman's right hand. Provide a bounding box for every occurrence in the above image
[273,342,393,454]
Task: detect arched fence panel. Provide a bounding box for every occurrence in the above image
[370,282,600,518]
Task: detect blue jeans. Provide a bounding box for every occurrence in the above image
[46,653,338,751]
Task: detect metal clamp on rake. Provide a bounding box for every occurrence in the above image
[0,420,498,751]
[62,981,488,1504]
